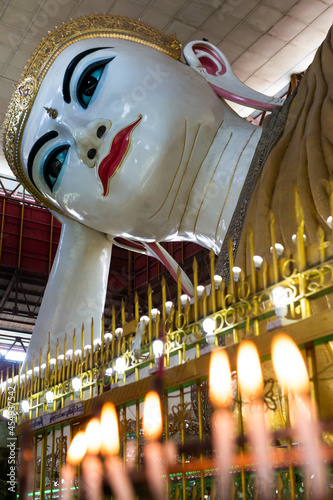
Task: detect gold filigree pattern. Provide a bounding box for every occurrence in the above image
[3,14,181,212]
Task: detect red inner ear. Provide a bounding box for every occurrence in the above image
[193,45,227,76]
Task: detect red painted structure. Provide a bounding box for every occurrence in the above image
[0,176,208,350]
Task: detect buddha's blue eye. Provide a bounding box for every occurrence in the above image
[76,57,114,109]
[43,145,69,191]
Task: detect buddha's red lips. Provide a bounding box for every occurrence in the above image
[98,115,142,196]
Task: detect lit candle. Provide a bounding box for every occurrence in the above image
[64,431,87,500]
[143,391,165,500]
[209,349,234,498]
[237,341,271,500]
[82,418,103,500]
[101,403,135,500]
[272,334,326,499]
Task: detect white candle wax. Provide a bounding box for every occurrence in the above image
[294,395,327,499]
[105,455,135,500]
[212,409,235,498]
[144,441,165,500]
[247,400,271,500]
[61,464,74,500]
[81,455,103,500]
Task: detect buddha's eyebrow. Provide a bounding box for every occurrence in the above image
[63,47,113,103]
[28,131,58,187]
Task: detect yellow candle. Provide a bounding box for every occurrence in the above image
[100,403,120,456]
[143,391,162,440]
[209,349,233,408]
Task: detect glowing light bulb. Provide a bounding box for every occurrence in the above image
[272,286,289,318]
[271,333,310,395]
[165,301,173,315]
[232,266,241,282]
[214,274,223,289]
[21,400,30,414]
[153,339,164,358]
[209,349,233,408]
[115,357,126,375]
[45,391,54,404]
[197,285,205,298]
[203,317,216,345]
[143,391,162,440]
[151,308,160,321]
[237,341,263,399]
[253,255,263,270]
[66,349,73,359]
[115,327,123,339]
[180,294,190,308]
[71,377,82,392]
[270,243,284,258]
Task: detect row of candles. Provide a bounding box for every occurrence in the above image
[61,333,328,500]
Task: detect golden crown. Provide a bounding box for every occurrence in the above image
[2,14,182,211]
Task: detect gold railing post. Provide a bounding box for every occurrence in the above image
[161,275,167,322]
[210,249,216,313]
[305,342,320,410]
[17,202,24,268]
[71,329,76,379]
[90,319,94,370]
[0,198,6,263]
[269,211,279,283]
[180,386,186,500]
[193,257,199,322]
[317,226,325,263]
[228,238,235,298]
[39,432,47,500]
[121,298,126,327]
[148,284,153,344]
[48,213,54,275]
[164,392,170,498]
[134,292,139,326]
[101,313,105,364]
[111,306,116,361]
[81,323,84,373]
[249,229,257,293]
[197,382,205,500]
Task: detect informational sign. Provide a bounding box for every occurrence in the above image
[30,402,84,430]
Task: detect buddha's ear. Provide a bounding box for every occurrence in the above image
[183,40,284,111]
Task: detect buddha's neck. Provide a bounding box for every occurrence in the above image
[165,112,262,253]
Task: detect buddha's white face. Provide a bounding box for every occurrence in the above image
[21,38,227,242]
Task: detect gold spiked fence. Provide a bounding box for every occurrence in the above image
[1,197,333,498]
[2,199,333,412]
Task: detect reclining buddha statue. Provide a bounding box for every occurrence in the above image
[3,14,332,366]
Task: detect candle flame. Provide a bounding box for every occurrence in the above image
[143,391,162,440]
[67,431,87,465]
[100,402,120,455]
[209,349,232,408]
[237,341,263,399]
[272,333,310,394]
[85,417,102,454]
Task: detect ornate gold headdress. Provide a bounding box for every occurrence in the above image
[3,14,181,211]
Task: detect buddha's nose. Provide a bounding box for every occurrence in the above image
[72,119,111,167]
